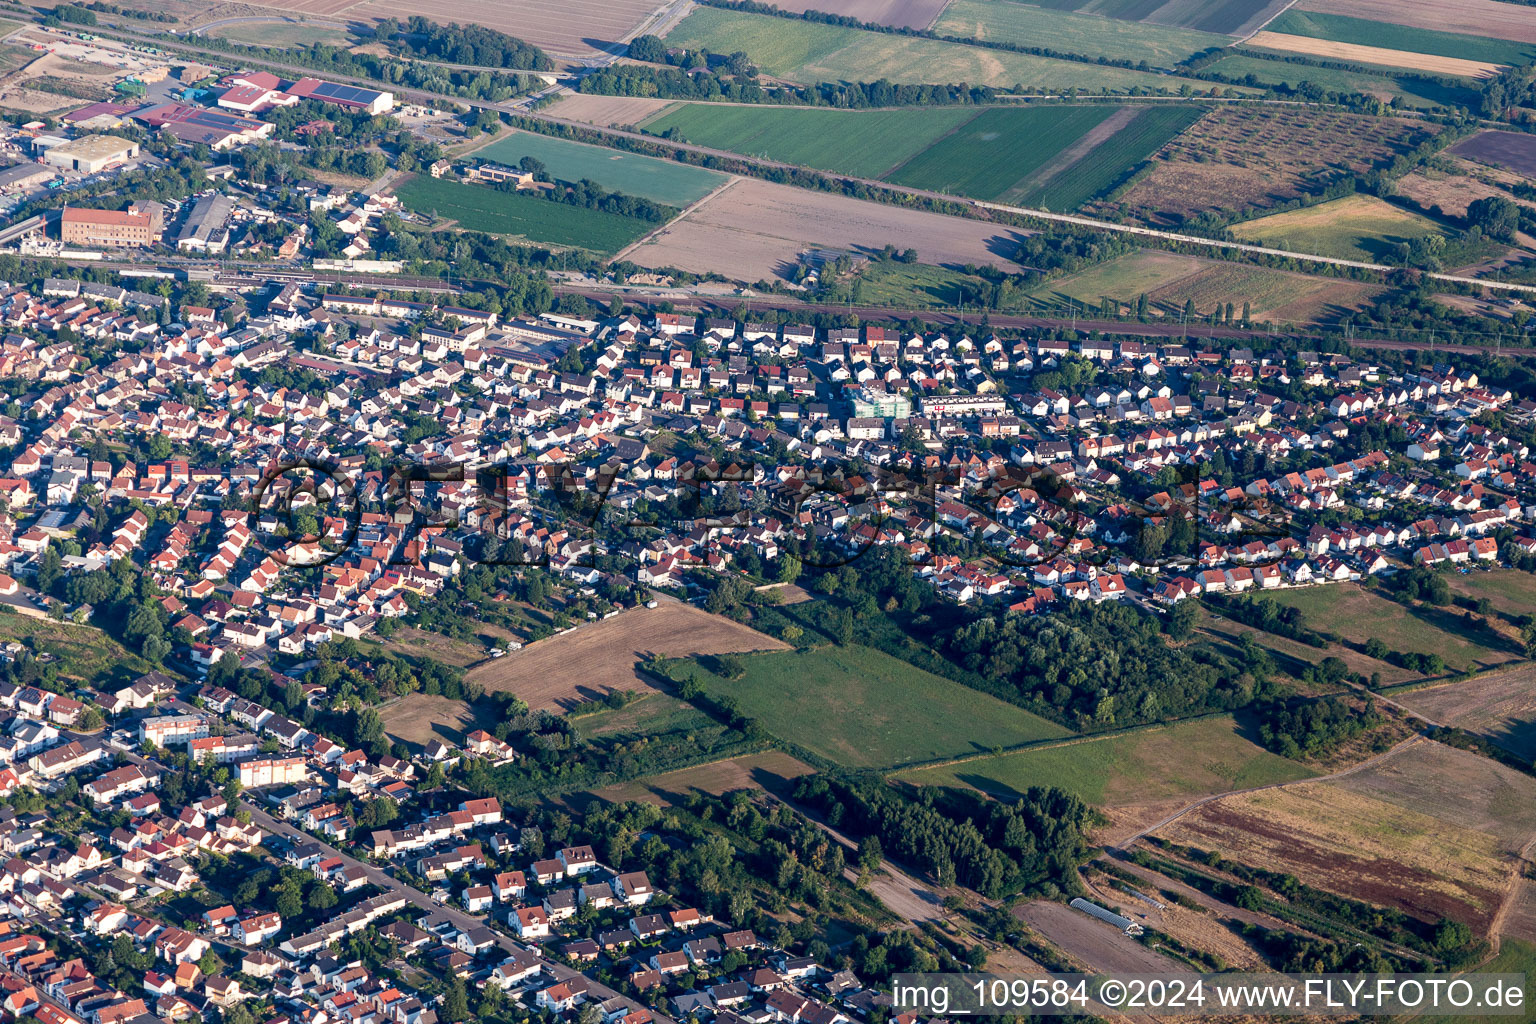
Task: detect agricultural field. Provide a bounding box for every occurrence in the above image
[1015,900,1185,974]
[394,174,659,254]
[1029,250,1383,323]
[547,94,679,128]
[898,714,1314,807]
[1395,665,1536,760]
[584,750,815,806]
[1202,53,1480,109]
[339,0,667,57]
[204,19,352,48]
[1195,604,1418,687]
[931,0,1230,66]
[765,0,950,30]
[676,643,1069,769]
[1395,165,1532,221]
[1452,131,1536,179]
[1106,105,1442,225]
[1295,0,1536,46]
[1233,194,1453,263]
[474,130,726,206]
[1447,569,1536,622]
[1155,740,1536,929]
[1264,10,1536,67]
[638,104,981,179]
[1024,104,1203,211]
[624,177,1032,282]
[661,6,1234,92]
[1243,32,1503,80]
[464,602,788,711]
[1264,583,1519,673]
[884,105,1123,200]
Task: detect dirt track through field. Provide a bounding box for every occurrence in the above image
[1245,31,1505,77]
[1006,106,1139,202]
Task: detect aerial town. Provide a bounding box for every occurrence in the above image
[0,0,1534,1018]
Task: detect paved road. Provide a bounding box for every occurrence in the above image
[243,805,673,1023]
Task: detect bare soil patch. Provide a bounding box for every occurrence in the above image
[626,177,1030,282]
[380,691,496,751]
[1016,900,1189,974]
[1081,869,1269,969]
[1394,665,1536,760]
[1297,0,1536,46]
[765,0,951,30]
[585,750,815,805]
[464,602,787,711]
[1452,131,1536,179]
[549,93,680,128]
[1156,741,1536,929]
[1245,31,1503,78]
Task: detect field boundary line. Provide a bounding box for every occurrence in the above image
[611,174,737,262]
[1234,0,1300,45]
[1003,104,1137,205]
[873,107,987,179]
[1113,734,1424,849]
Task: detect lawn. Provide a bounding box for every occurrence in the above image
[663,6,1235,92]
[473,130,727,206]
[897,715,1315,805]
[933,0,1231,66]
[885,105,1119,200]
[0,610,154,692]
[1022,104,1204,211]
[1209,53,1481,110]
[1264,583,1515,673]
[395,174,659,253]
[676,644,1068,769]
[638,104,978,179]
[1234,194,1451,262]
[1265,10,1536,65]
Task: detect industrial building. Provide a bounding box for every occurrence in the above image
[175,193,234,253]
[40,135,139,173]
[60,200,165,249]
[0,163,54,194]
[130,103,273,150]
[286,77,394,115]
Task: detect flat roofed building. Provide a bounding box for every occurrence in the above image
[175,194,234,253]
[60,201,165,248]
[42,135,139,173]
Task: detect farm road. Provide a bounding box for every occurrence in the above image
[1113,734,1426,848]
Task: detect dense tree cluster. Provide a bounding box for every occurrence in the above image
[379,17,553,71]
[792,776,1092,898]
[1256,696,1381,758]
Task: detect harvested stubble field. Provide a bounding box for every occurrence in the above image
[584,750,815,806]
[662,6,1229,92]
[233,0,361,17]
[623,177,1032,281]
[1155,740,1536,929]
[463,602,788,711]
[1395,166,1531,220]
[932,0,1230,66]
[380,691,498,751]
[328,0,666,56]
[1244,32,1503,79]
[1297,0,1536,45]
[1452,131,1536,179]
[1107,106,1439,225]
[1394,664,1536,760]
[549,94,680,128]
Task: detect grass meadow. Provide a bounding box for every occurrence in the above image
[396,174,659,253]
[474,130,726,206]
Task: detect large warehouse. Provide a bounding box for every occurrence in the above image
[40,135,139,173]
[285,77,394,115]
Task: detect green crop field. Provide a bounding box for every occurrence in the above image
[885,105,1117,200]
[474,130,726,206]
[663,6,1244,93]
[1266,10,1536,65]
[897,715,1315,805]
[1022,104,1204,210]
[1207,53,1481,110]
[637,105,978,179]
[1265,583,1516,673]
[676,644,1068,769]
[1234,194,1449,262]
[395,175,658,253]
[933,0,1230,66]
